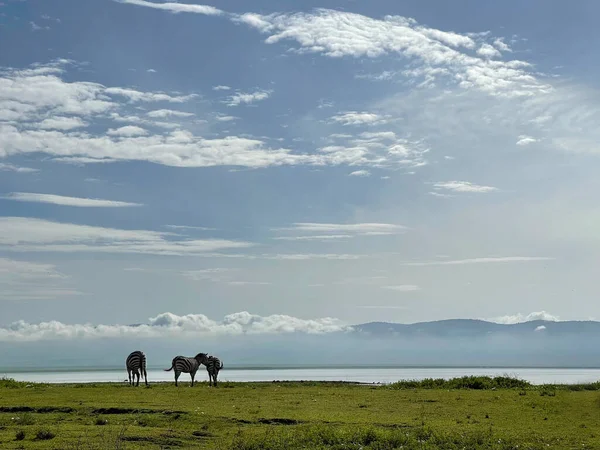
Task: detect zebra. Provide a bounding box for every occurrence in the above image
[164,352,208,387]
[205,355,223,387]
[125,350,148,387]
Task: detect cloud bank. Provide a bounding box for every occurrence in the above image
[0,311,351,342]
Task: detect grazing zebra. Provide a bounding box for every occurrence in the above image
[164,352,208,387]
[125,351,148,387]
[206,355,223,387]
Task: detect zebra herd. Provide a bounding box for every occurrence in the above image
[125,350,223,387]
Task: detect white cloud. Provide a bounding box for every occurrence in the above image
[36,116,88,130]
[493,38,511,52]
[225,90,271,106]
[432,181,498,193]
[215,114,238,122]
[0,192,142,208]
[0,311,351,341]
[0,217,253,256]
[213,85,231,91]
[146,109,194,118]
[516,135,539,146]
[404,257,554,266]
[331,111,391,126]
[0,257,82,301]
[147,69,157,73]
[117,0,223,16]
[231,8,547,97]
[104,87,197,103]
[487,311,560,325]
[535,325,546,332]
[349,170,371,177]
[0,163,38,173]
[0,60,433,171]
[382,285,420,292]
[476,43,501,59]
[106,125,148,137]
[320,132,429,170]
[30,21,50,31]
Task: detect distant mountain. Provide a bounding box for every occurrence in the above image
[352,319,600,337]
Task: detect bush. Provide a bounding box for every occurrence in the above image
[388,376,531,390]
[35,429,55,440]
[95,417,108,425]
[15,430,25,441]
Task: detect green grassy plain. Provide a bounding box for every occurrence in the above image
[1,376,600,449]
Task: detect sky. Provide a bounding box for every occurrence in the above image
[1,0,600,346]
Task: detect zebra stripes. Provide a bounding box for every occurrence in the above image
[125,350,148,387]
[164,352,209,387]
[206,355,223,387]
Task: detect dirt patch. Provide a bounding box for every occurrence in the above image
[192,430,213,438]
[0,406,74,413]
[121,435,183,447]
[257,418,300,425]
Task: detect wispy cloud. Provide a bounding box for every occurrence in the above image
[349,170,371,177]
[382,285,420,292]
[0,217,253,256]
[280,223,407,235]
[224,90,271,106]
[273,234,352,241]
[0,257,83,301]
[403,257,554,266]
[146,109,194,118]
[432,181,498,193]
[0,193,142,208]
[165,225,215,231]
[0,163,39,173]
[212,85,231,91]
[116,0,223,16]
[516,135,539,146]
[0,311,350,341]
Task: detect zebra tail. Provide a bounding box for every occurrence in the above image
[164,365,173,372]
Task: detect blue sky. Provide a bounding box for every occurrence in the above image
[1,0,600,343]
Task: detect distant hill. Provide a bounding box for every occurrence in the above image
[352,319,600,337]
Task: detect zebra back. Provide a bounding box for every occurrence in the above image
[126,351,146,370]
[206,356,223,374]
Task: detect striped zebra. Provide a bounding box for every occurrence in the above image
[206,355,223,387]
[164,352,208,387]
[125,350,148,387]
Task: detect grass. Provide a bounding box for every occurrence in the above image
[0,376,600,448]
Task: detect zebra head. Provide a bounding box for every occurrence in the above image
[194,352,209,365]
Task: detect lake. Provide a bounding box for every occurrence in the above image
[3,367,600,385]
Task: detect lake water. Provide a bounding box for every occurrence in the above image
[3,367,600,385]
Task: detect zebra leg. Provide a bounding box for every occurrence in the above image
[175,371,180,387]
[144,368,148,386]
[135,370,140,387]
[190,370,196,387]
[127,369,132,386]
[214,372,218,387]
